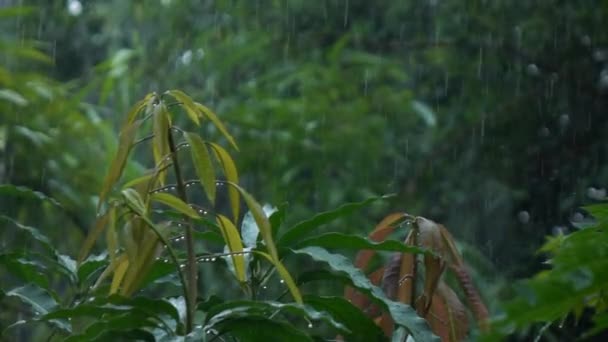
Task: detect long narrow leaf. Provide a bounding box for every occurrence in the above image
[216,215,246,283]
[184,132,216,204]
[195,102,238,150]
[279,195,395,246]
[208,142,240,221]
[166,90,200,126]
[254,251,302,304]
[151,192,200,219]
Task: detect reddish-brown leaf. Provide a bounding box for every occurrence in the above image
[451,263,490,332]
[427,281,469,341]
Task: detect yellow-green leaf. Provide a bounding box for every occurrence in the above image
[78,209,111,264]
[122,172,155,189]
[209,142,240,221]
[166,89,200,126]
[110,257,130,294]
[217,215,246,283]
[125,93,155,124]
[98,120,140,210]
[106,209,118,264]
[184,132,216,204]
[254,251,302,304]
[230,184,278,261]
[152,104,170,185]
[122,188,147,215]
[195,102,238,151]
[151,192,200,219]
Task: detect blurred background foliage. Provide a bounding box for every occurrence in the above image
[2,0,608,340]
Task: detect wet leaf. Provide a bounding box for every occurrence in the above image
[296,232,427,255]
[184,132,216,204]
[230,184,278,261]
[0,184,62,208]
[279,195,394,246]
[152,104,170,185]
[166,89,200,126]
[151,192,199,219]
[254,251,302,303]
[216,215,246,282]
[208,142,240,221]
[121,188,147,215]
[195,102,238,150]
[304,295,386,342]
[5,284,58,315]
[293,246,438,341]
[205,300,344,335]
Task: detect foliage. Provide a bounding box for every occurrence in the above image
[489,203,608,340]
[1,91,443,341]
[344,213,489,341]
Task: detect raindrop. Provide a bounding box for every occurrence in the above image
[581,35,592,46]
[598,70,608,92]
[262,285,268,290]
[517,210,530,224]
[363,69,369,96]
[538,126,550,138]
[587,187,606,200]
[526,63,540,76]
[571,212,584,222]
[593,49,606,62]
[343,0,349,27]
[210,257,216,262]
[196,48,205,60]
[279,279,285,284]
[552,226,567,236]
[308,323,313,328]
[67,0,83,16]
[558,114,570,128]
[181,50,193,65]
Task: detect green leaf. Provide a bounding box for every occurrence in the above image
[184,132,216,204]
[0,6,36,18]
[208,142,240,221]
[121,189,147,215]
[0,184,62,207]
[270,202,288,238]
[242,205,277,248]
[296,232,428,255]
[216,215,246,282]
[210,316,311,342]
[5,284,58,315]
[411,100,437,126]
[293,247,439,342]
[230,184,278,261]
[63,313,159,342]
[279,195,394,246]
[254,251,302,304]
[303,295,386,342]
[151,192,200,219]
[0,215,54,253]
[0,88,28,106]
[77,252,108,285]
[195,102,239,150]
[44,295,180,325]
[0,253,50,289]
[166,89,200,126]
[205,300,346,336]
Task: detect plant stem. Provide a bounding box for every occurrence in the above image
[167,126,197,333]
